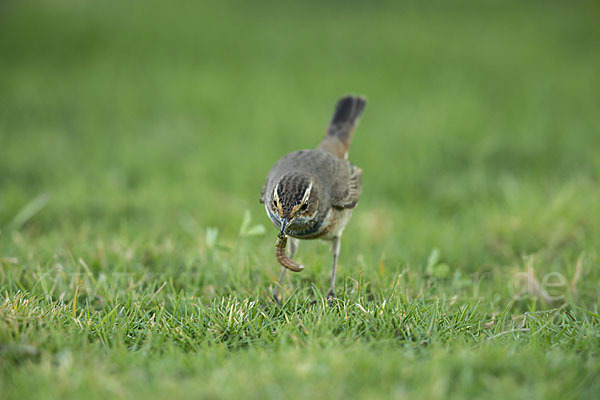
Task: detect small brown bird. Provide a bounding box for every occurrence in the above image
[260,95,366,301]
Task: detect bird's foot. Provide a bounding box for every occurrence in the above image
[327,290,335,306]
[272,293,281,306]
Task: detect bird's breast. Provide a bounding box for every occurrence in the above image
[264,204,350,240]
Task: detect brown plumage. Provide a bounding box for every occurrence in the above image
[261,95,367,301]
[319,95,367,159]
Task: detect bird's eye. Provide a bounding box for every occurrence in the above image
[299,202,308,211]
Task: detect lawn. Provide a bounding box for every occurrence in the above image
[1,0,599,399]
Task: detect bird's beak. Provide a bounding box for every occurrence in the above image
[278,218,289,238]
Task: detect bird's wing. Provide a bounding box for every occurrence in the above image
[331,162,362,209]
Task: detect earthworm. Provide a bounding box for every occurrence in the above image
[275,235,304,272]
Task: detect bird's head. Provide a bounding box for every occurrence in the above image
[268,173,319,237]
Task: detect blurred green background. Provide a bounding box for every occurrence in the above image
[1,0,599,398]
[2,0,599,277]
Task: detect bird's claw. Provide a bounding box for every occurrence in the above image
[327,290,335,306]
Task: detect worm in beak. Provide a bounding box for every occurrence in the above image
[275,235,304,272]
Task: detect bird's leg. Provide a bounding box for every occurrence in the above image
[272,268,286,304]
[327,237,341,301]
[273,238,298,303]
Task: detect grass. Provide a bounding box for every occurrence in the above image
[1,0,600,398]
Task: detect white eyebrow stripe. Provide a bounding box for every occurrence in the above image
[301,182,313,204]
[274,183,286,216]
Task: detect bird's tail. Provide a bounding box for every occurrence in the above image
[318,95,367,158]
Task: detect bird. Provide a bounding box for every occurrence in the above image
[260,95,366,302]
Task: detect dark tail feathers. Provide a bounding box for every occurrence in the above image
[319,95,367,158]
[331,95,367,127]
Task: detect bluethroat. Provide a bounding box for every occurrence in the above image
[260,95,366,301]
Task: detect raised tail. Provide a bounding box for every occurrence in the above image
[318,95,367,158]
